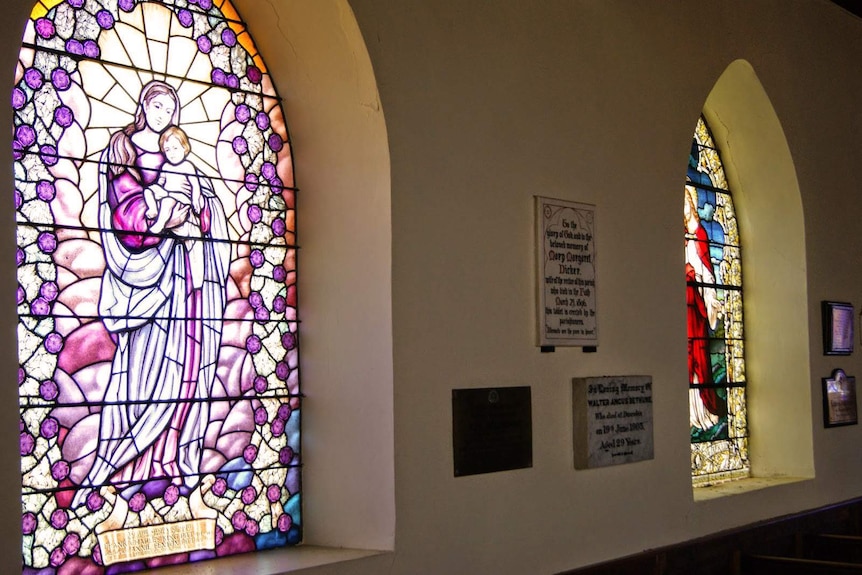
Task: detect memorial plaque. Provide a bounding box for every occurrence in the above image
[452,387,533,477]
[572,376,654,468]
[535,196,598,347]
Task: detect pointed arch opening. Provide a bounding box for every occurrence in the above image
[690,59,813,491]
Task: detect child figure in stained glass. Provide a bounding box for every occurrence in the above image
[145,125,205,289]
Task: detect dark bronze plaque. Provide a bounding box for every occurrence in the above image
[452,387,532,477]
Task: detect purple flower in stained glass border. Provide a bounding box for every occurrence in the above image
[254,306,270,323]
[246,334,262,354]
[243,444,258,464]
[41,280,59,301]
[244,173,259,191]
[30,297,50,316]
[45,332,64,354]
[40,417,59,439]
[54,105,74,128]
[20,432,35,456]
[241,485,256,505]
[232,136,248,155]
[279,446,294,465]
[226,74,240,89]
[271,218,286,237]
[253,375,268,394]
[248,291,263,308]
[18,368,25,386]
[118,0,136,12]
[177,9,194,28]
[262,162,276,180]
[231,510,247,530]
[269,176,284,192]
[37,180,56,201]
[249,249,265,268]
[271,417,285,437]
[96,10,115,29]
[51,68,71,91]
[275,361,290,381]
[273,265,287,283]
[40,144,59,166]
[245,518,260,537]
[50,508,68,529]
[235,104,251,124]
[86,490,104,512]
[197,35,212,54]
[255,112,270,131]
[277,403,292,420]
[247,204,262,223]
[40,379,59,401]
[51,460,70,481]
[212,477,228,497]
[49,547,66,568]
[253,406,267,425]
[198,0,213,10]
[83,40,100,58]
[222,28,237,47]
[35,17,55,39]
[16,247,25,267]
[273,295,286,313]
[62,532,81,556]
[38,231,58,253]
[12,87,26,110]
[164,484,180,505]
[277,513,292,532]
[247,66,262,84]
[16,284,24,305]
[129,492,146,513]
[282,332,297,351]
[16,124,36,148]
[269,134,284,152]
[67,0,84,8]
[266,484,281,503]
[65,39,84,56]
[22,512,37,535]
[24,68,43,90]
[211,68,227,86]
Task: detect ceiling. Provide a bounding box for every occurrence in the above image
[830,0,862,18]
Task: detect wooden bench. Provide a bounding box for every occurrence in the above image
[798,533,862,563]
[741,553,862,575]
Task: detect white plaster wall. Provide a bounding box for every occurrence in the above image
[3,1,862,574]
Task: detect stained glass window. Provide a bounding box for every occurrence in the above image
[15,1,301,571]
[686,116,749,486]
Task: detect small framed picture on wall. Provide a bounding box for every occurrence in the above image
[822,301,854,355]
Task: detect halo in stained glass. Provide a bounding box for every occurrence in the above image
[686,116,749,486]
[14,1,301,572]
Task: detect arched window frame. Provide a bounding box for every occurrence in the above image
[14,0,302,571]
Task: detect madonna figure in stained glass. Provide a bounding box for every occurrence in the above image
[685,187,727,432]
[72,81,230,528]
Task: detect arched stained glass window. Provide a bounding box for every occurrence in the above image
[15,1,300,571]
[686,116,749,486]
